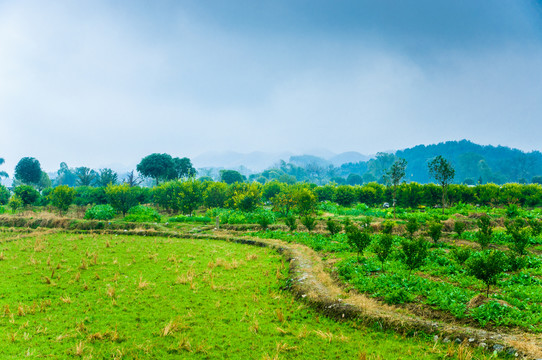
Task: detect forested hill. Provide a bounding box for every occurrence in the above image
[395,140,542,184]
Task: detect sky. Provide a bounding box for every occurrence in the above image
[1,0,542,175]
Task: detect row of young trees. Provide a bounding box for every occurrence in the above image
[3,179,542,217]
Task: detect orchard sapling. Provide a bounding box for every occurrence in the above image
[284,215,297,232]
[427,221,443,244]
[465,250,507,297]
[300,215,317,232]
[381,221,394,235]
[405,218,419,239]
[401,236,428,280]
[374,233,394,271]
[476,214,493,249]
[454,221,466,238]
[528,218,542,237]
[326,218,342,236]
[345,224,373,263]
[505,219,530,256]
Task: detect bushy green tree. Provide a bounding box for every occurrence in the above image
[0,158,7,179]
[0,185,10,205]
[405,218,419,239]
[231,183,261,212]
[300,215,317,232]
[345,224,372,262]
[50,185,76,214]
[203,182,228,208]
[326,218,342,235]
[335,185,356,206]
[454,221,466,237]
[465,250,507,297]
[14,157,42,185]
[137,153,175,185]
[105,184,140,216]
[401,236,429,279]
[75,167,98,186]
[374,233,394,271]
[220,170,245,184]
[13,185,40,206]
[97,168,118,187]
[505,219,530,256]
[476,214,493,249]
[295,187,317,216]
[284,214,297,232]
[427,221,443,244]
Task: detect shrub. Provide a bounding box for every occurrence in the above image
[85,204,116,220]
[105,184,139,215]
[255,210,275,230]
[13,185,40,206]
[124,205,161,223]
[427,221,443,244]
[476,214,493,249]
[300,215,317,232]
[381,221,394,235]
[0,185,10,205]
[450,246,471,265]
[326,218,342,236]
[505,219,530,256]
[405,218,419,239]
[454,221,466,237]
[168,215,211,224]
[400,236,428,279]
[374,233,393,270]
[50,185,76,214]
[465,249,507,297]
[529,218,542,237]
[384,288,415,305]
[345,224,372,262]
[284,215,297,232]
[8,196,22,213]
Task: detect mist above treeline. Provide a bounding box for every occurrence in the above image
[1,140,542,188]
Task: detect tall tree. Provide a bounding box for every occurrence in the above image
[0,158,8,179]
[428,155,455,213]
[14,157,42,185]
[220,170,245,184]
[97,168,118,187]
[137,153,175,185]
[75,167,98,186]
[55,162,77,187]
[171,157,196,179]
[387,158,407,218]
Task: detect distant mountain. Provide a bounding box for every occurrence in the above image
[193,151,293,172]
[329,152,370,166]
[289,155,331,168]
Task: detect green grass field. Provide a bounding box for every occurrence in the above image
[0,229,504,359]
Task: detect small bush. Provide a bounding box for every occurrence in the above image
[400,236,428,278]
[384,288,415,305]
[256,210,275,230]
[345,224,372,262]
[374,234,393,270]
[476,214,493,249]
[454,221,466,237]
[450,246,471,265]
[0,185,9,205]
[326,218,342,235]
[284,215,297,232]
[405,218,419,239]
[300,215,317,232]
[427,221,443,244]
[381,221,394,235]
[465,249,507,297]
[85,204,116,220]
[124,205,161,223]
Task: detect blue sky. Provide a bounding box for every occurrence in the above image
[1,0,542,174]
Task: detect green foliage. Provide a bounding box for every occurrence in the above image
[405,217,419,239]
[124,205,162,223]
[326,218,342,235]
[400,237,428,278]
[334,185,356,206]
[50,185,76,214]
[295,187,317,215]
[529,218,542,237]
[374,233,394,270]
[153,180,203,215]
[203,181,228,208]
[505,219,530,256]
[469,301,516,327]
[84,204,116,220]
[105,184,140,216]
[168,215,211,224]
[136,153,193,184]
[220,169,245,184]
[231,183,261,212]
[465,250,508,297]
[505,203,520,218]
[427,221,443,243]
[284,214,297,232]
[97,168,118,187]
[255,210,275,230]
[14,157,42,185]
[13,185,40,206]
[476,214,493,249]
[0,185,10,205]
[75,167,98,186]
[300,215,317,232]
[427,155,455,211]
[74,186,107,206]
[381,221,394,235]
[345,224,372,262]
[453,220,466,237]
[8,195,22,213]
[384,288,415,305]
[450,246,471,265]
[261,181,283,201]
